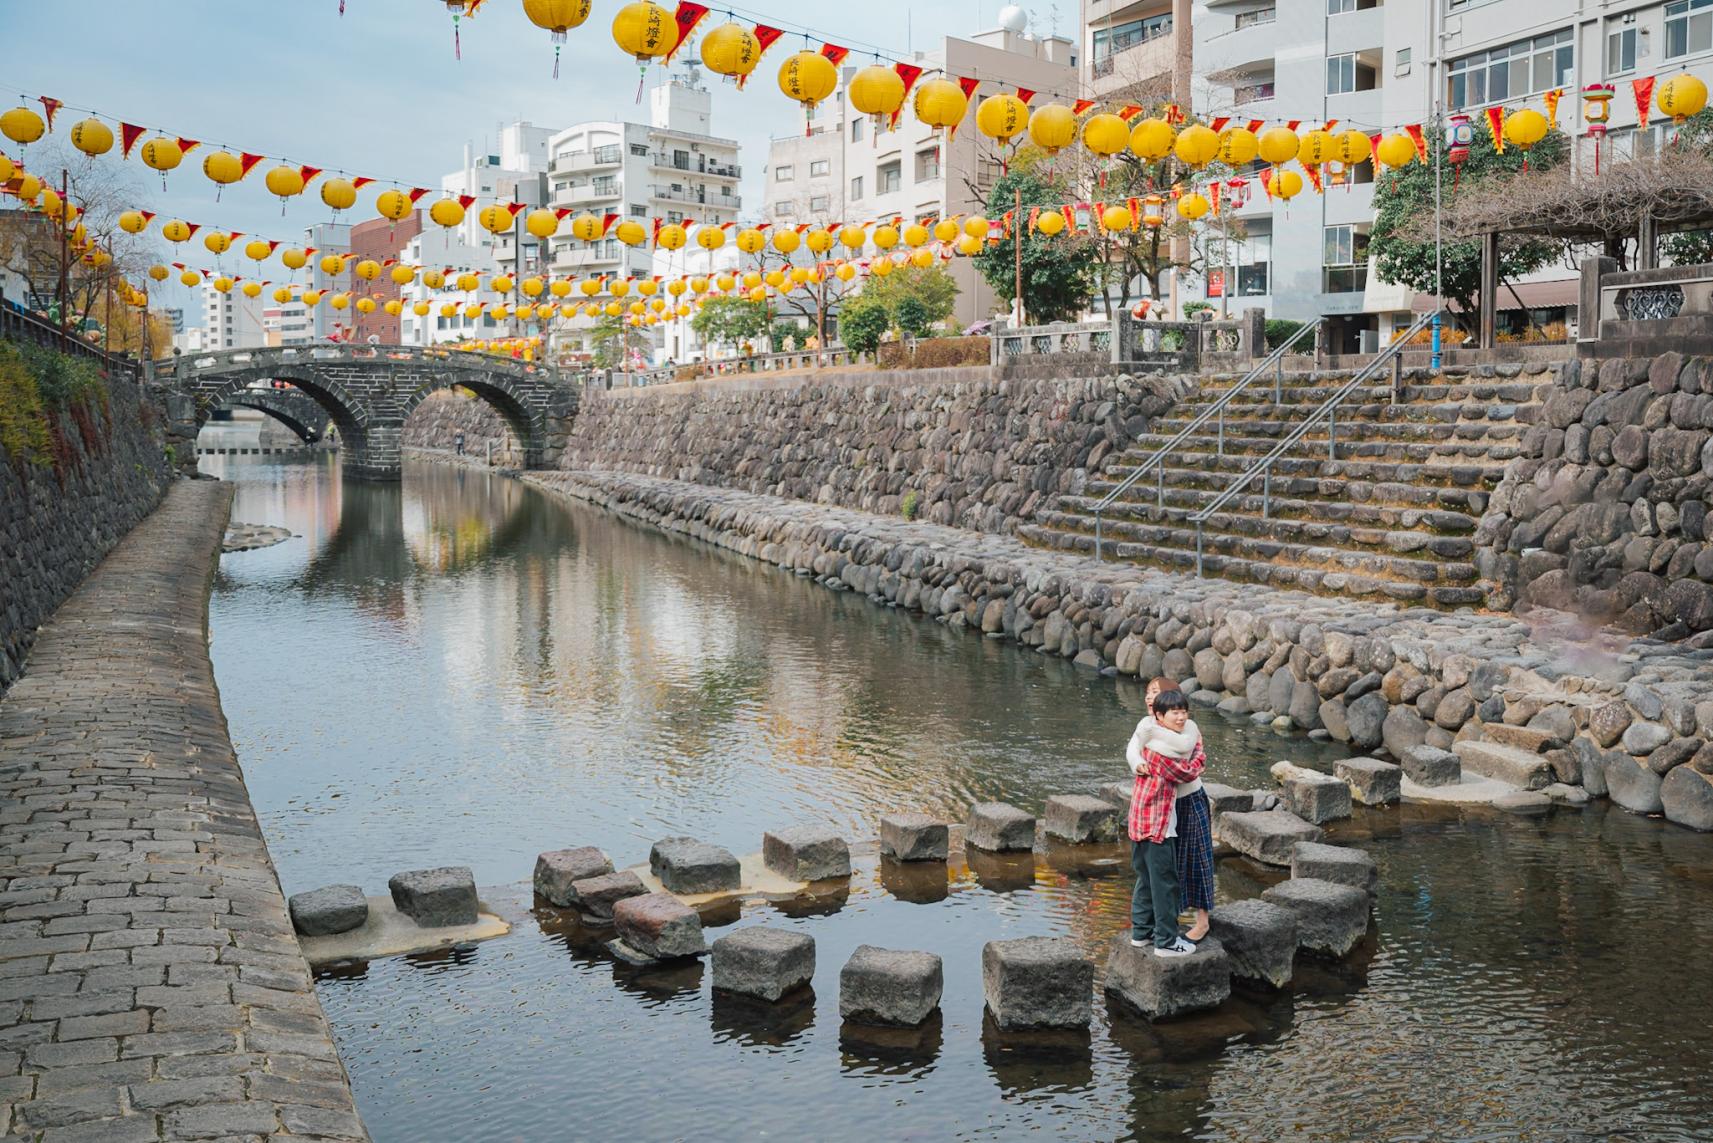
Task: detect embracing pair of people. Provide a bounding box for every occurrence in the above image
[1125,676,1215,958]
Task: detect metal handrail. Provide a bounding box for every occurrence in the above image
[1092,317,1321,560]
[1186,310,1438,576]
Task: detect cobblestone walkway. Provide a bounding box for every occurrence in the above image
[0,481,366,1142]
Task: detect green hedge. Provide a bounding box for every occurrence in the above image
[0,339,109,470]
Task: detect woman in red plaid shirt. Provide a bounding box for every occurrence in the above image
[1125,688,1205,957]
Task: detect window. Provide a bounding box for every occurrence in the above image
[1667,0,1713,59]
[593,175,617,196]
[1608,25,1638,76]
[1091,13,1173,61]
[1326,53,1377,94]
[628,202,647,218]
[667,211,683,225]
[775,164,795,181]
[810,159,830,177]
[594,144,621,164]
[852,118,865,142]
[878,161,902,194]
[1235,7,1275,28]
[776,202,796,218]
[976,154,1003,187]
[809,195,830,212]
[673,149,691,170]
[1395,46,1412,76]
[629,143,649,156]
[1447,29,1573,109]
[1327,0,1377,12]
[1323,225,1369,292]
[850,175,864,200]
[915,148,941,181]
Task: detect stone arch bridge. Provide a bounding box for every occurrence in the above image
[151,344,577,479]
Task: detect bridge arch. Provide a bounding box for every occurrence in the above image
[221,390,332,444]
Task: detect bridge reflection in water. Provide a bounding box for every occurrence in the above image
[202,453,1713,1143]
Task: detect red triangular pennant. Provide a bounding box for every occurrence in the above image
[821,43,850,66]
[457,194,476,208]
[891,63,924,130]
[1071,99,1094,116]
[353,176,376,189]
[239,153,266,177]
[119,123,146,159]
[666,2,710,62]
[298,166,323,183]
[37,97,61,130]
[1017,89,1036,106]
[745,25,786,90]
[176,138,201,156]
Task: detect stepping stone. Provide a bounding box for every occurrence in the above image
[1104,934,1231,1020]
[571,870,648,922]
[388,867,478,928]
[1260,878,1370,957]
[965,802,1036,852]
[1212,809,1323,866]
[763,827,851,881]
[1207,900,1299,989]
[532,846,613,907]
[1203,782,1252,813]
[711,926,815,1002]
[879,813,949,862]
[649,836,741,895]
[1540,782,1591,807]
[840,945,943,1027]
[1401,744,1461,787]
[981,936,1093,1031]
[1290,841,1377,895]
[1491,790,1552,816]
[1334,757,1401,806]
[613,892,705,960]
[288,885,368,937]
[1281,770,1352,825]
[1042,795,1122,844]
[1098,780,1134,809]
[1455,741,1553,790]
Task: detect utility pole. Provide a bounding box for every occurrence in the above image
[57,169,70,349]
[1169,0,1192,320]
[1013,184,1024,327]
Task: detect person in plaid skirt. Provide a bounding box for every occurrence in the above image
[1126,688,1205,956]
[1145,677,1214,942]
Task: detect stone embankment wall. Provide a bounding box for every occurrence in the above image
[525,471,1713,832]
[0,365,177,694]
[400,389,514,462]
[1475,353,1713,638]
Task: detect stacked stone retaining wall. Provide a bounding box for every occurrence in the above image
[399,388,515,464]
[525,470,1713,832]
[0,364,176,695]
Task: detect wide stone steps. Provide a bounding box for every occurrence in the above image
[1151,412,1529,442]
[1452,740,1554,790]
[1101,451,1512,493]
[1120,430,1525,465]
[1187,380,1545,412]
[1083,470,1487,516]
[1057,490,1481,538]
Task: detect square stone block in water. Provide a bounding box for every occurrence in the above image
[613,892,706,960]
[1104,934,1231,1021]
[1212,810,1324,866]
[1207,900,1299,989]
[532,846,613,907]
[763,827,851,882]
[879,814,950,862]
[1203,782,1253,814]
[1401,745,1461,788]
[1290,841,1377,896]
[571,871,648,922]
[1042,795,1122,845]
[1282,770,1353,825]
[966,802,1036,852]
[1260,878,1371,958]
[982,936,1093,1030]
[649,836,742,895]
[387,867,478,928]
[840,945,943,1027]
[288,885,368,937]
[711,926,816,1002]
[1099,780,1134,809]
[1334,757,1402,805]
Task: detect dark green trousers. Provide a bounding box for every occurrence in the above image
[1130,837,1182,948]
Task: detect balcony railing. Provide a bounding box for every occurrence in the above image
[550,148,623,174]
[1234,82,1276,105]
[649,152,741,179]
[650,184,740,207]
[1235,7,1276,27]
[560,184,621,204]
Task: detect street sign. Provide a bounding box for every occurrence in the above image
[1207,270,1226,298]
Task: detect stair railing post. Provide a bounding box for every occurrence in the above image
[1328,408,1336,459]
[1195,523,1204,577]
[1157,465,1164,509]
[1095,512,1103,561]
[1217,406,1225,457]
[1262,468,1271,518]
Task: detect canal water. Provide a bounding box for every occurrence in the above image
[206,454,1713,1142]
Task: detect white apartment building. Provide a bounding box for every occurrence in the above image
[545,67,744,360]
[192,283,267,351]
[398,228,503,347]
[302,222,351,341]
[262,302,312,347]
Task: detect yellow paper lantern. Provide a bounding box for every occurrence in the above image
[1274,169,1304,200]
[160,219,192,243]
[413,300,432,317]
[955,234,981,256]
[440,303,458,318]
[1027,103,1077,154]
[384,300,403,317]
[569,212,604,241]
[355,259,382,281]
[675,304,691,317]
[1257,127,1300,166]
[772,228,800,254]
[1659,74,1711,124]
[613,219,646,246]
[871,257,896,276]
[805,228,833,254]
[493,275,516,293]
[140,138,183,174]
[628,300,645,315]
[204,231,231,255]
[611,1,678,65]
[609,277,631,296]
[550,278,571,297]
[321,178,358,212]
[242,282,263,299]
[478,204,513,234]
[1298,129,1336,167]
[1502,108,1548,152]
[1336,130,1372,167]
[735,227,766,254]
[910,248,934,268]
[10,172,40,202]
[119,210,148,234]
[1082,113,1129,158]
[212,276,234,294]
[563,304,580,318]
[741,270,762,289]
[789,267,810,284]
[692,275,711,293]
[903,223,930,247]
[975,93,1028,144]
[265,166,306,200]
[1376,133,1416,170]
[274,287,295,304]
[282,248,309,271]
[714,273,735,291]
[964,215,990,239]
[304,290,324,306]
[0,107,45,146]
[69,118,114,157]
[179,270,201,287]
[1129,117,1174,161]
[914,78,970,134]
[764,269,786,289]
[1035,209,1066,237]
[526,208,560,239]
[391,264,417,285]
[356,297,377,314]
[1218,127,1259,166]
[331,292,351,310]
[377,189,413,222]
[839,224,867,251]
[701,22,761,81]
[463,302,483,318]
[638,279,659,295]
[1176,193,1210,221]
[697,225,726,250]
[835,263,856,282]
[522,276,546,297]
[1101,205,1133,232]
[457,272,481,291]
[747,286,768,303]
[932,218,960,243]
[656,222,687,250]
[320,254,346,275]
[523,0,592,38]
[779,51,838,110]
[202,150,243,187]
[0,154,12,185]
[872,225,899,250]
[850,64,906,127]
[149,264,170,282]
[423,269,447,289]
[430,198,466,228]
[579,278,602,296]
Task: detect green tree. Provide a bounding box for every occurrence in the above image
[691,295,770,351]
[838,294,891,358]
[770,320,800,351]
[893,296,931,339]
[1659,108,1713,265]
[586,314,628,369]
[1370,123,1567,332]
[857,264,958,326]
[972,169,1099,325]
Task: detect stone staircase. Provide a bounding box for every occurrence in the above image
[1020,366,1552,607]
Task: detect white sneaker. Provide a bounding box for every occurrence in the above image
[1130,937,1150,948]
[1154,937,1196,958]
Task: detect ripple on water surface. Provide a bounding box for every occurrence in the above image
[207,456,1713,1142]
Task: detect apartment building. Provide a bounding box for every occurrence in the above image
[348,214,424,344]
[302,222,351,341]
[1085,0,1178,98]
[397,227,501,347]
[261,302,312,347]
[191,283,267,351]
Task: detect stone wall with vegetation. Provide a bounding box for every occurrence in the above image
[1475,352,1713,639]
[0,339,175,693]
[401,388,515,462]
[553,362,1181,534]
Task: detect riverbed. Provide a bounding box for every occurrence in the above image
[205,453,1713,1142]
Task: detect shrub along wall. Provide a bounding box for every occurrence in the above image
[0,340,174,693]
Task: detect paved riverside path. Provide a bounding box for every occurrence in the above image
[0,482,367,1142]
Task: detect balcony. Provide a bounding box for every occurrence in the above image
[649,152,742,180]
[1233,80,1276,106]
[1090,22,1176,93]
[559,184,621,205]
[650,184,740,209]
[552,247,622,272]
[550,147,622,174]
[1323,265,1369,294]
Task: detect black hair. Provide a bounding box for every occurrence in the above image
[1151,688,1189,716]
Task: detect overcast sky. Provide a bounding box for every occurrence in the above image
[7,0,1051,311]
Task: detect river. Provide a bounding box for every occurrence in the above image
[204,452,1713,1142]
